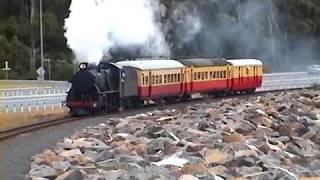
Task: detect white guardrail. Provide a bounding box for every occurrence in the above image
[0,72,319,114]
[0,103,64,114]
[0,86,69,97]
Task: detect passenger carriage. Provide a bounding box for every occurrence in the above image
[116,59,186,105]
[227,59,263,93]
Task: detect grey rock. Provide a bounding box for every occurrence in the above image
[146,154,163,162]
[84,149,106,162]
[29,164,57,178]
[87,169,126,180]
[51,160,71,172]
[236,166,262,176]
[147,137,173,154]
[290,164,313,177]
[269,136,291,143]
[55,169,84,180]
[310,159,320,170]
[117,154,150,167]
[96,159,123,171]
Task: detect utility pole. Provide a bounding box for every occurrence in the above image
[44,58,51,80]
[39,0,44,81]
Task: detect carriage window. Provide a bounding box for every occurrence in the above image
[170,74,174,83]
[205,72,208,79]
[151,75,156,84]
[246,67,250,75]
[145,76,149,85]
[194,72,197,80]
[217,71,220,79]
[209,72,213,79]
[159,75,162,84]
[177,74,181,82]
[164,75,167,83]
[223,71,226,78]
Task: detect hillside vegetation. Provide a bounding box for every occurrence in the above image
[0,0,320,80]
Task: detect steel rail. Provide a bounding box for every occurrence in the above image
[0,116,82,140]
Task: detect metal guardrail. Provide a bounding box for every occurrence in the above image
[263,71,320,81]
[0,103,65,114]
[0,87,69,97]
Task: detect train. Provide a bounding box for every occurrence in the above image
[65,58,263,116]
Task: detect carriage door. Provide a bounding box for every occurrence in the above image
[226,66,230,89]
[188,67,194,92]
[180,69,184,94]
[238,66,241,89]
[148,70,152,98]
[253,66,257,85]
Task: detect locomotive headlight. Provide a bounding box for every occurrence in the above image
[93,103,97,107]
[79,62,88,70]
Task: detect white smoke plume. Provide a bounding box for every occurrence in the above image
[172,2,202,49]
[64,0,170,63]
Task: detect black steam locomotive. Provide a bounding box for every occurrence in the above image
[65,61,121,116]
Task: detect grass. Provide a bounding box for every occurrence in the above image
[0,81,50,89]
[311,83,320,90]
[0,108,69,131]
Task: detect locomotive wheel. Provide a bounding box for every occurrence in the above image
[164,96,179,103]
[249,88,256,94]
[180,94,191,102]
[133,100,143,108]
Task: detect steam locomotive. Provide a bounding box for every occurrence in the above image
[65,58,263,116]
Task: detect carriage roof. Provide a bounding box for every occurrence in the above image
[116,59,186,70]
[175,58,231,67]
[226,59,263,66]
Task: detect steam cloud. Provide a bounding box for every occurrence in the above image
[166,0,319,71]
[65,0,319,71]
[65,0,170,63]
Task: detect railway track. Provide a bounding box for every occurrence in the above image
[0,71,319,141]
[0,116,83,140]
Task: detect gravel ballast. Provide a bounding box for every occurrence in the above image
[24,89,320,180]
